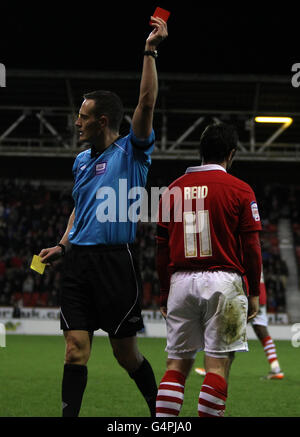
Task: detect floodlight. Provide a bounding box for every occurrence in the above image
[255,117,293,125]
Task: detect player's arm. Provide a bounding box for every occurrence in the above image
[131,16,168,140]
[39,208,75,263]
[156,223,170,319]
[240,230,262,321]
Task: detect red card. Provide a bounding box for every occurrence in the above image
[150,7,170,24]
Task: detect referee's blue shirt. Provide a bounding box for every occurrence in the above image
[68,126,155,245]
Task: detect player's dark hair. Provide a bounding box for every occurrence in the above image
[83,90,124,132]
[199,122,238,163]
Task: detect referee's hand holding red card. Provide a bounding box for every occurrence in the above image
[147,15,168,48]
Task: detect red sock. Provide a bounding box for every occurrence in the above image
[198,372,227,417]
[156,370,186,417]
[261,335,278,365]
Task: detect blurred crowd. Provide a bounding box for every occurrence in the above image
[0,178,295,313]
[0,179,72,309]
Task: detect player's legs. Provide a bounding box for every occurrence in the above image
[165,358,195,378]
[156,272,205,417]
[157,271,246,417]
[109,335,157,417]
[252,323,268,341]
[251,306,284,379]
[197,272,247,417]
[197,356,229,417]
[156,355,232,418]
[156,357,194,416]
[252,323,284,378]
[196,352,236,417]
[195,351,235,379]
[156,358,194,418]
[62,330,93,417]
[204,352,235,382]
[195,352,236,417]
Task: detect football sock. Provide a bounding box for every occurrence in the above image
[198,372,227,417]
[62,364,87,417]
[129,357,158,418]
[156,369,186,417]
[261,336,281,372]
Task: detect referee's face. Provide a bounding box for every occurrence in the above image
[76,99,103,144]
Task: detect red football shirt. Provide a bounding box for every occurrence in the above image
[158,164,262,276]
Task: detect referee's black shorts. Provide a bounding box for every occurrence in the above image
[59,243,144,338]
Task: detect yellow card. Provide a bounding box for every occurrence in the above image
[30,255,46,275]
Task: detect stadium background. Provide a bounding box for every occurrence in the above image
[0,2,300,418]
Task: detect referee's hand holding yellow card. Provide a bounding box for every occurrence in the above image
[30,255,46,275]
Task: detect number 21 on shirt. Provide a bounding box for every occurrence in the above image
[183,210,212,258]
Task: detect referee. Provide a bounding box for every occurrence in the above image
[39,16,168,417]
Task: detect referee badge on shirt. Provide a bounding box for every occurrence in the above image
[250,201,260,221]
[95,162,107,175]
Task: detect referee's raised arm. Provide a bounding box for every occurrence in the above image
[131,16,168,140]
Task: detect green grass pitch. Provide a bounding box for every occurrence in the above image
[0,335,299,417]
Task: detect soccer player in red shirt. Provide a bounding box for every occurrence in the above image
[155,122,262,417]
[250,270,284,379]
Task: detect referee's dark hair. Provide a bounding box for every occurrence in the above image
[83,90,124,132]
[199,122,238,164]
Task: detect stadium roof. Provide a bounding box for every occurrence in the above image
[0,69,299,161]
[1,4,299,161]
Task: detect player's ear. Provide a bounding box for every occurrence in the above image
[98,115,109,129]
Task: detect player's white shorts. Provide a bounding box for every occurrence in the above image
[165,270,249,359]
[251,304,268,327]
